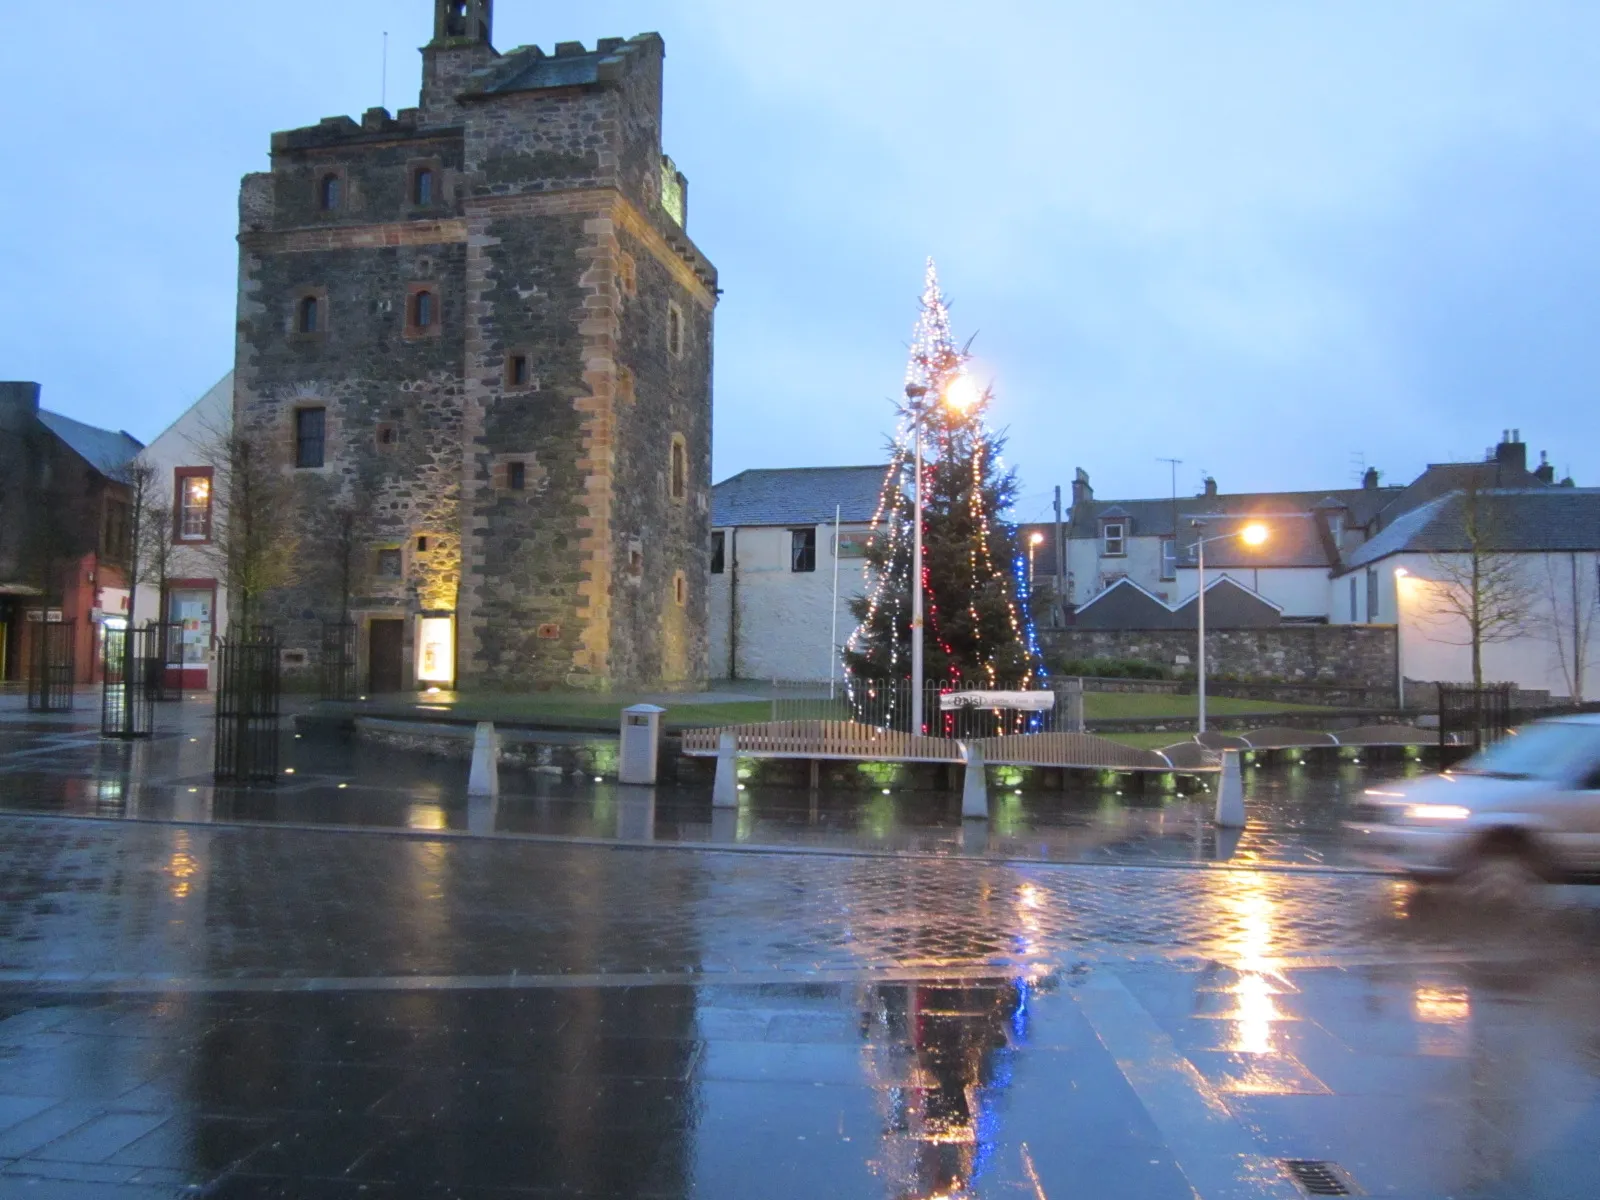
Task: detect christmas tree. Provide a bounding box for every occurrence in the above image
[844,261,1044,723]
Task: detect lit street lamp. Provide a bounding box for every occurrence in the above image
[907,371,979,734]
[1028,531,1044,588]
[1190,518,1269,733]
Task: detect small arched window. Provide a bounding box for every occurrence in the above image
[669,435,688,502]
[413,290,434,329]
[298,295,319,334]
[413,168,434,206]
[319,174,341,211]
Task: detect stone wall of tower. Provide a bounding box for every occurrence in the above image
[454,35,716,689]
[233,108,469,679]
[234,24,716,691]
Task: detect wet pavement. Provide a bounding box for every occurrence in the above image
[0,697,1409,870]
[2,701,1599,1197]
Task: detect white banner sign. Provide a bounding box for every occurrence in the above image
[940,690,1056,712]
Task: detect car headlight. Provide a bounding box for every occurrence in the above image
[1404,803,1470,821]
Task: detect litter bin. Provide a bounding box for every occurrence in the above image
[618,703,666,784]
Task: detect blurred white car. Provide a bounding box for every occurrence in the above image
[1346,714,1600,895]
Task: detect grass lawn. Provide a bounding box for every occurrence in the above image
[1098,731,1201,751]
[1083,693,1329,720]
[356,689,1331,730]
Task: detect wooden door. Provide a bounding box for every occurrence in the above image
[368,619,405,694]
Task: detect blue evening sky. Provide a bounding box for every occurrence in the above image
[3,2,1597,520]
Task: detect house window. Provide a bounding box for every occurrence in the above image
[673,571,687,607]
[667,302,684,357]
[376,547,403,578]
[507,461,526,491]
[103,499,131,561]
[297,295,320,334]
[506,354,530,388]
[710,531,725,575]
[1160,537,1176,580]
[1366,568,1379,622]
[791,528,817,573]
[416,536,429,554]
[669,435,687,502]
[319,173,341,211]
[176,469,213,542]
[294,407,326,469]
[412,167,434,206]
[1102,521,1126,557]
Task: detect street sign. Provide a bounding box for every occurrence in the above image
[939,690,1056,712]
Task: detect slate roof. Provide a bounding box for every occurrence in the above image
[712,466,891,528]
[1174,512,1336,570]
[37,410,142,477]
[1342,488,1600,572]
[1068,485,1401,543]
[1372,460,1549,532]
[1070,575,1282,630]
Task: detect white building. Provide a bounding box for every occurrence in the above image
[709,466,888,682]
[1046,431,1563,625]
[1334,488,1600,699]
[131,372,232,690]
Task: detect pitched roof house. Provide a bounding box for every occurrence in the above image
[709,465,891,681]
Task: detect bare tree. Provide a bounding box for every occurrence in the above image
[189,418,301,635]
[111,461,160,631]
[1539,552,1600,702]
[1419,483,1539,686]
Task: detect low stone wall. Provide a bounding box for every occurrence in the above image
[1044,625,1397,693]
[352,717,631,781]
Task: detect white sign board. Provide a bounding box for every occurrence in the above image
[939,690,1056,712]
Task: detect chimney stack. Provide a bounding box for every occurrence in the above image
[1070,467,1093,512]
[1535,450,1555,485]
[1202,476,1218,499]
[0,381,41,432]
[1362,466,1379,490]
[1494,429,1527,473]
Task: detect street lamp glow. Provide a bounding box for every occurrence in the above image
[1240,523,1268,547]
[1029,532,1045,546]
[943,372,982,412]
[1394,566,1409,578]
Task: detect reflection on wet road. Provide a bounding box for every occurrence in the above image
[0,713,1427,869]
[3,707,1600,1196]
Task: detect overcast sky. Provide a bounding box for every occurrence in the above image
[3,2,1597,521]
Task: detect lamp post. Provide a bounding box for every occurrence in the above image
[906,372,980,734]
[1191,519,1269,734]
[1393,567,1409,710]
[1028,531,1044,589]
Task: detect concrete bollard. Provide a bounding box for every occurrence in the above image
[960,742,989,820]
[1214,748,1246,829]
[468,721,500,797]
[712,731,739,809]
[1062,677,1086,733]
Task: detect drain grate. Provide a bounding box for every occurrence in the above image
[1281,1160,1356,1196]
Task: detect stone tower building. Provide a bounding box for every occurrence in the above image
[233,0,716,691]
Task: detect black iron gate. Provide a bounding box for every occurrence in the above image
[149,620,185,703]
[1438,682,1513,765]
[26,617,75,713]
[319,621,358,701]
[215,628,281,783]
[101,622,157,738]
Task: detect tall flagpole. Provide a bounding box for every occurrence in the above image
[829,504,842,698]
